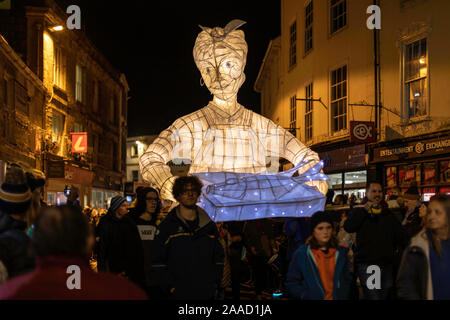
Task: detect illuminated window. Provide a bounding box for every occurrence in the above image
[305,83,313,141]
[54,47,66,90]
[75,65,86,103]
[73,122,83,132]
[331,65,347,132]
[289,21,297,68]
[305,1,313,54]
[330,0,346,34]
[405,38,427,118]
[131,144,138,158]
[52,110,65,142]
[289,95,297,137]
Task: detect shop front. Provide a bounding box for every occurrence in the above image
[46,161,94,207]
[319,144,368,202]
[371,131,450,201]
[91,171,123,209]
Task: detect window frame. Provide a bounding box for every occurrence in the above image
[330,0,347,36]
[402,37,429,120]
[53,47,67,90]
[289,20,297,69]
[289,95,297,137]
[330,65,348,133]
[75,64,86,103]
[304,1,313,55]
[305,83,313,142]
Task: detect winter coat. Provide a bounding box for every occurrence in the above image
[95,210,145,288]
[397,229,434,300]
[0,210,34,279]
[0,255,147,300]
[344,206,408,267]
[243,219,274,257]
[402,205,423,239]
[150,206,224,300]
[285,245,352,300]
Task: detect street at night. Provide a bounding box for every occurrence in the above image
[0,0,450,315]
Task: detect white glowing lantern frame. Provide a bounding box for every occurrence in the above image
[140,20,328,221]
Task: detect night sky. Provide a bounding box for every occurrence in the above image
[56,0,281,137]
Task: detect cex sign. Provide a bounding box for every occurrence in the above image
[71,132,88,153]
[350,121,376,143]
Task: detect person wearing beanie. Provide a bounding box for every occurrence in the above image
[95,195,145,289]
[285,211,352,300]
[402,184,427,238]
[0,165,35,283]
[344,181,408,300]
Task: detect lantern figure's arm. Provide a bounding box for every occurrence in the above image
[267,119,328,195]
[139,124,181,202]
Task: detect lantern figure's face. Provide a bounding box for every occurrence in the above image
[194,27,248,102]
[197,47,245,101]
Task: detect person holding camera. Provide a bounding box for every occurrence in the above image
[65,185,81,209]
[344,181,408,300]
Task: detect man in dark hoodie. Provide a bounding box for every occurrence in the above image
[0,164,35,283]
[150,176,224,300]
[344,181,408,300]
[95,195,145,289]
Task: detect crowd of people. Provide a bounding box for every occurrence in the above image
[0,163,449,300]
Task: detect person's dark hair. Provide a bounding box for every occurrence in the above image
[31,205,90,258]
[134,187,160,224]
[306,224,339,250]
[427,195,450,258]
[366,181,382,190]
[333,194,344,204]
[172,176,203,199]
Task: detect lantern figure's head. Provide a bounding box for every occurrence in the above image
[193,20,248,101]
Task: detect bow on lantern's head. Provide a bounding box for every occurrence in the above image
[193,19,248,101]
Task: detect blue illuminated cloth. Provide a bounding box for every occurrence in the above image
[193,161,327,222]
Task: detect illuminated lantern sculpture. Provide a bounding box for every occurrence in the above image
[140,20,328,221]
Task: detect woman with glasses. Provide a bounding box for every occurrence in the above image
[129,187,162,299]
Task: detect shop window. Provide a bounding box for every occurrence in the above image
[399,164,420,186]
[386,167,397,187]
[423,162,436,185]
[440,161,450,183]
[422,187,436,202]
[327,173,343,191]
[440,187,450,196]
[344,170,366,188]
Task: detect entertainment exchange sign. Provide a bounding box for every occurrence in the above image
[373,137,450,162]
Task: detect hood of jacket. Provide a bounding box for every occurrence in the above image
[0,209,27,234]
[408,229,433,300]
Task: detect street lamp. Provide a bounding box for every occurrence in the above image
[49,25,64,32]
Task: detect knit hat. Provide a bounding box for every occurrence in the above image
[0,183,32,215]
[404,184,420,200]
[109,195,127,213]
[310,211,334,233]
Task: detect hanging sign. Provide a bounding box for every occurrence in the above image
[350,121,376,143]
[71,132,88,153]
